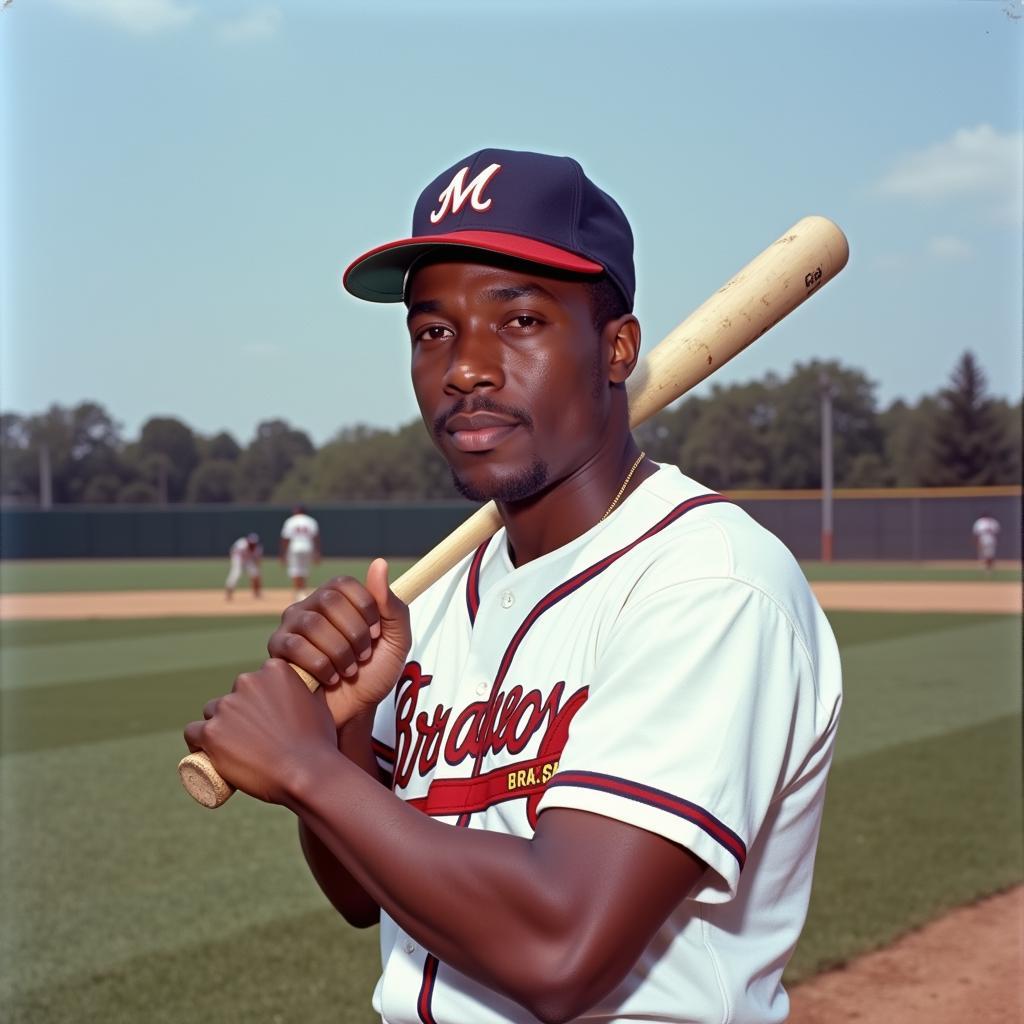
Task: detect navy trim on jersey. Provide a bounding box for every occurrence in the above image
[372,738,395,766]
[544,769,747,869]
[465,540,488,626]
[417,953,440,1024]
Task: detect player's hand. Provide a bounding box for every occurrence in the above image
[183,660,339,804]
[267,558,412,727]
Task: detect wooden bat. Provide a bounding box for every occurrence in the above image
[178,214,849,808]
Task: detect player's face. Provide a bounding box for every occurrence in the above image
[406,259,612,504]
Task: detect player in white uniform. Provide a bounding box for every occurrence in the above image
[185,149,843,1024]
[971,513,1000,571]
[224,533,262,600]
[280,505,321,598]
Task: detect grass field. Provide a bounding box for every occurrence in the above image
[0,557,1019,594]
[1,601,1021,1020]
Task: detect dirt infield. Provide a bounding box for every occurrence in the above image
[1,580,1020,620]
[788,886,1023,1023]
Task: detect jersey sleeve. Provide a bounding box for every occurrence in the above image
[536,576,826,903]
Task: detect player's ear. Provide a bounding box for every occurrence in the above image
[605,315,641,385]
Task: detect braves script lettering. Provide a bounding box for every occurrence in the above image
[392,661,588,791]
[430,163,502,224]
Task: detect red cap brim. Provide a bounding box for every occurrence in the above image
[342,230,605,303]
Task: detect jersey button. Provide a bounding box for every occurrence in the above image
[404,940,416,954]
[476,682,488,696]
[500,591,515,608]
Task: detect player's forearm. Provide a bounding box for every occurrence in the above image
[284,749,606,1015]
[297,712,384,927]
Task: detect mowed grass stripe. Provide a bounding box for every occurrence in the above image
[1,657,272,754]
[788,712,1023,981]
[3,906,382,1024]
[0,558,416,594]
[825,611,1021,763]
[1,615,255,646]
[1,621,281,691]
[1,730,332,1003]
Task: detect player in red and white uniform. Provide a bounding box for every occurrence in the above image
[280,505,321,598]
[186,149,843,1024]
[224,533,262,600]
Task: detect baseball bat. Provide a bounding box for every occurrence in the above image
[178,214,849,808]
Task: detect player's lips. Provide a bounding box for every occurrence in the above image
[444,412,523,453]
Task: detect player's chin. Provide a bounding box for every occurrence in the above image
[448,455,550,505]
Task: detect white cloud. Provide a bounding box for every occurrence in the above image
[218,5,281,41]
[926,236,973,261]
[876,125,1023,221]
[50,0,196,33]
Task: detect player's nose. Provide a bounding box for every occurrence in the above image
[442,322,504,395]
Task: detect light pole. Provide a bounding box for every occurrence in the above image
[819,372,835,562]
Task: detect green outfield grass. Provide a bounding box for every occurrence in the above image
[0,558,417,594]
[1,557,1019,593]
[799,560,1020,583]
[1,610,1020,1021]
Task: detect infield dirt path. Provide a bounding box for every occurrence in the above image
[1,580,1021,620]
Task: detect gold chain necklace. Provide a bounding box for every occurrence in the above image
[600,451,647,521]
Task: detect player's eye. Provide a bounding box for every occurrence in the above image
[413,324,454,344]
[502,314,542,331]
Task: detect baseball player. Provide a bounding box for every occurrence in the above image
[224,532,262,600]
[279,504,321,598]
[186,149,843,1024]
[971,512,1000,571]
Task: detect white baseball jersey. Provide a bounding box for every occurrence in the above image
[281,513,319,554]
[230,536,262,563]
[370,464,842,1024]
[972,516,1000,557]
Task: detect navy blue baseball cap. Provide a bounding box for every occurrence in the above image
[342,148,635,309]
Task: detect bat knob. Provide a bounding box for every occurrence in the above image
[178,751,235,808]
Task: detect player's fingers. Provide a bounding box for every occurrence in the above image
[319,576,381,640]
[268,627,354,686]
[202,697,222,720]
[365,558,412,649]
[183,719,205,754]
[315,586,377,663]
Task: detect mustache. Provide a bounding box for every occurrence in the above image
[433,396,535,438]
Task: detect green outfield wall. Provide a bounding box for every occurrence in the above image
[0,489,1019,560]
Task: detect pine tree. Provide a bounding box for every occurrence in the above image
[923,352,1017,485]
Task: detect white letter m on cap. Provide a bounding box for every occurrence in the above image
[430,163,502,224]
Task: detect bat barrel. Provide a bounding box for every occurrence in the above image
[627,216,849,427]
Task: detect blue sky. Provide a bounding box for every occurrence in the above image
[2,0,1022,446]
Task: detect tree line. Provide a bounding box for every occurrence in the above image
[1,351,1019,505]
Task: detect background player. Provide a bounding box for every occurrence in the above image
[972,512,1000,572]
[186,149,842,1024]
[279,504,320,599]
[224,532,262,601]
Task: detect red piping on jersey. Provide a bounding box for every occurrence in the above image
[545,769,747,868]
[417,953,440,1024]
[417,491,730,1022]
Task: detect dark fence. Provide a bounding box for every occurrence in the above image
[0,503,476,560]
[0,489,1019,561]
[732,488,1021,561]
